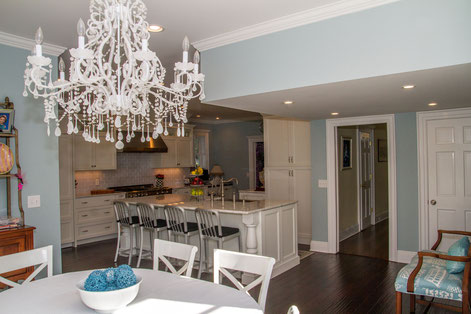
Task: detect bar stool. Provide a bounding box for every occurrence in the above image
[195,208,241,278]
[163,205,199,244]
[113,201,139,265]
[136,203,167,268]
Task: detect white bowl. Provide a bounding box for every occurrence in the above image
[77,275,143,313]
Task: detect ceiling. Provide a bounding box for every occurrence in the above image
[0,0,337,65]
[209,63,471,120]
[187,100,261,124]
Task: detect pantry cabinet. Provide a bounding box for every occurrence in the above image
[74,133,117,171]
[59,135,75,245]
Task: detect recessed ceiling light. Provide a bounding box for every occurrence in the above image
[402,85,415,89]
[428,102,438,106]
[196,114,201,118]
[331,112,339,116]
[283,100,294,105]
[148,25,164,33]
[216,117,220,120]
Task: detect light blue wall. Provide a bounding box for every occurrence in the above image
[310,113,419,251]
[0,44,62,274]
[202,0,471,102]
[196,121,262,190]
[310,120,328,242]
[395,113,419,251]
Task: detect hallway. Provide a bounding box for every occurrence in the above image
[339,219,389,260]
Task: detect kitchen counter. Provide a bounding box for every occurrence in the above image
[123,194,294,215]
[122,194,299,279]
[75,192,126,199]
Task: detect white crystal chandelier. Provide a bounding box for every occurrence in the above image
[23,0,205,149]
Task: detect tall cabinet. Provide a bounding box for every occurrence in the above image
[59,135,75,244]
[264,117,312,245]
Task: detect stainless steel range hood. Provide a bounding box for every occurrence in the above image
[118,133,168,153]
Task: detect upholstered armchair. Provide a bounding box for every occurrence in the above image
[395,230,471,313]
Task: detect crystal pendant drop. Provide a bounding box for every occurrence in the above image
[55,126,62,136]
[156,122,163,134]
[115,140,124,150]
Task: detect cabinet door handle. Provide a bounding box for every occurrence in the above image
[104,211,110,214]
[104,200,111,202]
[81,201,88,204]
[82,230,88,233]
[105,226,111,229]
[81,214,88,217]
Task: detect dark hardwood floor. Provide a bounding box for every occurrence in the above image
[62,239,455,313]
[339,219,389,260]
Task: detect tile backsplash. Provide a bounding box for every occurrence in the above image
[75,153,190,195]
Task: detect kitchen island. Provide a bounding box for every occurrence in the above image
[123,194,299,278]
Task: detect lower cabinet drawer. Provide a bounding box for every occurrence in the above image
[77,222,116,240]
[76,207,114,224]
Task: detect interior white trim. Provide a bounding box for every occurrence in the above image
[339,223,360,242]
[326,114,397,261]
[397,250,416,264]
[417,107,471,251]
[248,135,264,190]
[193,0,399,51]
[310,240,329,253]
[298,233,312,246]
[0,31,66,57]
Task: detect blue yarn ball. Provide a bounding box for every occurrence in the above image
[84,270,107,292]
[104,284,118,291]
[103,268,116,284]
[115,265,137,289]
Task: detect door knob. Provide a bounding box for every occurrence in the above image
[430,200,437,205]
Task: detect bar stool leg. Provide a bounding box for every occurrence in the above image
[114,223,121,263]
[237,234,242,252]
[198,235,204,279]
[128,226,134,265]
[137,227,144,268]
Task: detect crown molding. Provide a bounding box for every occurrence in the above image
[193,0,399,51]
[0,31,66,57]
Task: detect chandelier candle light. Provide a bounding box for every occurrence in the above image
[24,0,205,149]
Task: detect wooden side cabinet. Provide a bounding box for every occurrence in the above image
[0,226,35,288]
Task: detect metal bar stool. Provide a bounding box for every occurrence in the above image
[113,201,139,265]
[136,203,167,268]
[163,205,199,244]
[195,208,242,278]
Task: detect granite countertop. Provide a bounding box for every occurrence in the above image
[239,189,265,194]
[75,191,126,199]
[123,194,296,215]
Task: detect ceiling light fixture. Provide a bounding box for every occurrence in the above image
[402,85,415,89]
[216,117,220,120]
[428,102,438,106]
[331,112,339,116]
[196,115,201,118]
[23,0,205,149]
[283,100,294,105]
[147,25,164,32]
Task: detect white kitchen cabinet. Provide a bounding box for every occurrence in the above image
[74,133,117,170]
[265,168,312,245]
[59,135,75,245]
[264,118,311,167]
[151,126,194,168]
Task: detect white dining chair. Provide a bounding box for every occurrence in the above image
[0,245,53,288]
[153,239,198,277]
[213,249,275,312]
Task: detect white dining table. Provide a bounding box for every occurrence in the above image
[0,268,263,314]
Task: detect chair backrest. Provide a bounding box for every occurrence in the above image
[163,205,188,234]
[153,239,197,277]
[0,245,53,288]
[114,200,131,225]
[195,208,222,238]
[287,305,300,314]
[213,249,275,311]
[137,202,157,228]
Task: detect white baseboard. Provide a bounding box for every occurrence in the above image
[310,240,329,253]
[396,250,416,264]
[61,234,118,248]
[298,233,312,245]
[339,224,359,242]
[375,211,389,223]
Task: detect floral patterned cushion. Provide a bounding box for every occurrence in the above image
[395,250,463,301]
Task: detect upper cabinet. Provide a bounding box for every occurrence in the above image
[74,133,117,171]
[264,118,311,167]
[151,125,194,168]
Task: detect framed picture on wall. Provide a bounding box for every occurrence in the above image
[0,109,14,133]
[341,136,352,170]
[378,139,388,162]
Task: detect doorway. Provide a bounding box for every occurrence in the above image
[336,124,389,260]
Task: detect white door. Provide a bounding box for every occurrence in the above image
[265,168,291,202]
[427,117,471,249]
[290,121,311,167]
[264,119,290,167]
[359,130,373,231]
